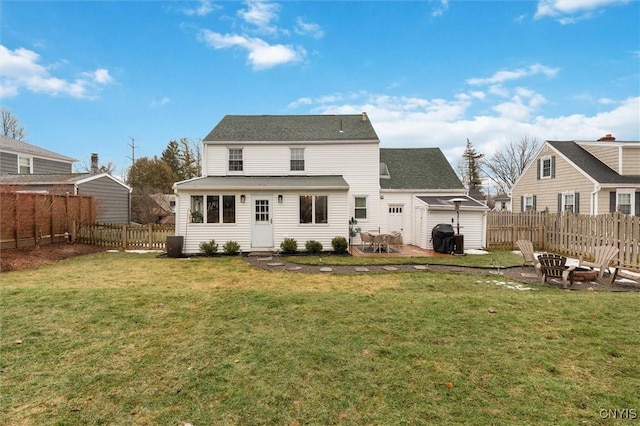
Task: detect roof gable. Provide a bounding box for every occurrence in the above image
[547,141,640,184]
[0,135,76,163]
[380,148,464,190]
[204,114,380,142]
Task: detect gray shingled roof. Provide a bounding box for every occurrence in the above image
[0,135,77,162]
[204,114,379,142]
[416,195,488,210]
[547,141,640,184]
[380,148,464,190]
[175,175,349,190]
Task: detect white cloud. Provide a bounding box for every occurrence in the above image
[431,0,450,17]
[0,45,113,99]
[467,63,559,86]
[199,30,304,70]
[183,0,218,16]
[535,0,629,23]
[295,17,324,39]
[239,0,280,33]
[287,89,639,167]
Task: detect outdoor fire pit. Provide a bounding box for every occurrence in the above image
[573,267,598,282]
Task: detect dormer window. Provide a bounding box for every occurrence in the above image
[228,148,243,172]
[290,148,305,171]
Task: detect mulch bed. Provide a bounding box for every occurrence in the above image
[0,243,107,272]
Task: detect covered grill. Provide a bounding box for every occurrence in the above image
[432,223,455,254]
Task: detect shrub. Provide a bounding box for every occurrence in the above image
[305,240,323,255]
[199,239,218,256]
[223,240,241,255]
[280,237,298,255]
[332,236,348,254]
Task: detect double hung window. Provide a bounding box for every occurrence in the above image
[290,148,305,171]
[191,195,236,223]
[228,148,243,172]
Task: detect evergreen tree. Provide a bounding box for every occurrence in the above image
[462,138,484,190]
[161,140,183,179]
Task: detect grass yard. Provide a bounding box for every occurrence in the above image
[1,252,639,425]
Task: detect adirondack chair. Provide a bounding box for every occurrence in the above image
[538,253,576,288]
[516,240,538,268]
[578,245,620,284]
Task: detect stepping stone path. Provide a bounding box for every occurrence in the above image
[355,267,370,272]
[257,257,273,261]
[382,266,398,271]
[320,267,333,272]
[286,266,302,271]
[413,265,428,270]
[267,262,285,267]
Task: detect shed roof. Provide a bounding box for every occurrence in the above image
[380,148,464,190]
[175,175,349,191]
[416,195,488,210]
[0,135,77,163]
[203,114,379,142]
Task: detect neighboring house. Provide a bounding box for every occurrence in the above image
[0,137,131,223]
[492,193,512,211]
[511,136,640,215]
[174,114,487,254]
[148,193,176,224]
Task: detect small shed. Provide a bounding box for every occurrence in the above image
[412,195,489,251]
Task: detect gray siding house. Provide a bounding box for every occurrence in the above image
[0,136,131,223]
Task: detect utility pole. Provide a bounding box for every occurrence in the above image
[127,137,137,166]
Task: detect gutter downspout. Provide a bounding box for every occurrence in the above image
[591,184,600,215]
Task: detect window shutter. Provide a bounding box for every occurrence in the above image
[575,192,580,213]
[551,156,556,178]
[533,195,537,211]
[536,159,540,180]
[609,192,616,213]
[521,196,524,212]
[557,194,562,212]
[636,192,640,216]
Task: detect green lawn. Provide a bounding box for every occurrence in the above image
[1,252,638,425]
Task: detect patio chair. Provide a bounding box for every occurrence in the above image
[516,240,538,268]
[373,233,389,253]
[360,232,375,251]
[578,245,619,284]
[538,253,576,288]
[388,232,403,251]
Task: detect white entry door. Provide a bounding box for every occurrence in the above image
[388,205,404,235]
[252,196,273,249]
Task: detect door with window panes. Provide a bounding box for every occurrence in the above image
[251,196,273,248]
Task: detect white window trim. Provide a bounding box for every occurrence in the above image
[354,195,368,220]
[228,148,244,174]
[299,194,329,225]
[18,156,33,174]
[616,190,634,215]
[524,194,535,211]
[290,147,305,173]
[562,191,575,213]
[540,156,552,179]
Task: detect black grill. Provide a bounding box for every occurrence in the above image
[432,223,455,254]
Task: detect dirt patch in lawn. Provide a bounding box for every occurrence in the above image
[0,243,108,273]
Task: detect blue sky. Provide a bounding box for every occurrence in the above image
[1,0,638,178]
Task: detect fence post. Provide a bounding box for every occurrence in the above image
[121,224,127,250]
[148,223,153,248]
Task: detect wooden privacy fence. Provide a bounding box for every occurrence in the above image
[74,223,175,250]
[486,211,640,272]
[1,192,95,249]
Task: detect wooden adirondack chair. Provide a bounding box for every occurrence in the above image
[538,253,576,288]
[516,240,538,268]
[578,245,620,284]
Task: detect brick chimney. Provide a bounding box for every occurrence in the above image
[597,134,616,141]
[90,153,99,174]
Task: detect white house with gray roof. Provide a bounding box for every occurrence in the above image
[174,114,488,254]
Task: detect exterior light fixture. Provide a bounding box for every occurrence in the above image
[449,198,466,235]
[240,194,246,203]
[278,194,283,203]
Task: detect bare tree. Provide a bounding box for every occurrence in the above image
[1,107,27,141]
[482,136,541,194]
